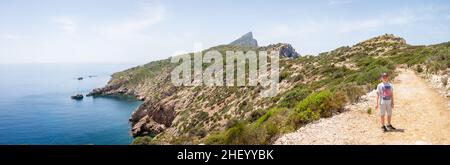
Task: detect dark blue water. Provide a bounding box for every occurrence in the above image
[0,64,142,145]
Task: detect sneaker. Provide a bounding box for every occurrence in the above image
[387,124,396,130]
[381,126,388,132]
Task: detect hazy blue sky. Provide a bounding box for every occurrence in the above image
[1,0,449,64]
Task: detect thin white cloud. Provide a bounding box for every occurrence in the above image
[101,2,166,37]
[339,19,382,33]
[259,5,443,55]
[0,34,29,41]
[338,8,422,33]
[328,0,353,5]
[54,17,78,35]
[263,7,423,39]
[264,22,320,39]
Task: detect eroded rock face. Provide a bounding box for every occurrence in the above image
[264,43,300,58]
[87,80,129,96]
[130,100,177,137]
[278,44,300,58]
[131,115,166,137]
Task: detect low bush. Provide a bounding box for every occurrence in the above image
[205,122,262,145]
[367,108,373,114]
[337,83,366,103]
[280,70,291,82]
[248,109,266,122]
[287,90,346,129]
[416,65,423,73]
[131,136,153,145]
[255,107,286,127]
[278,87,312,108]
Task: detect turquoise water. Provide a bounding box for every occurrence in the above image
[0,64,142,145]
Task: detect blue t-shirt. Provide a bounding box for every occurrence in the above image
[377,82,393,105]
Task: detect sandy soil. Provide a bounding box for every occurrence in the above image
[275,69,450,145]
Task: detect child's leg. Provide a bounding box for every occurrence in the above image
[380,104,386,126]
[386,103,392,124]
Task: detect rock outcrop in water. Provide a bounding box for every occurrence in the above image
[71,94,84,100]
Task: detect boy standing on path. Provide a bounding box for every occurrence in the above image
[376,73,397,132]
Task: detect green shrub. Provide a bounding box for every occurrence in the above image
[189,127,207,138]
[337,83,366,103]
[287,90,346,128]
[204,132,227,145]
[280,70,291,82]
[205,121,258,145]
[248,109,265,122]
[223,123,246,144]
[367,108,373,114]
[287,108,320,127]
[287,91,330,127]
[356,66,389,87]
[321,90,347,117]
[279,87,312,108]
[131,136,153,145]
[206,111,289,145]
[295,90,332,113]
[427,62,444,74]
[416,65,423,73]
[225,118,240,129]
[255,107,286,127]
[291,73,305,82]
[204,123,247,145]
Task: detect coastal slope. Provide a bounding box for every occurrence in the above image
[90,33,450,144]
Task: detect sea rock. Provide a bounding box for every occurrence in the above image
[71,94,84,100]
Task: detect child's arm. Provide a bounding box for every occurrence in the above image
[391,87,394,108]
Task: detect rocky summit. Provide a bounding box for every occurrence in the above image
[229,32,258,47]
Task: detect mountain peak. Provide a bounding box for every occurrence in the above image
[357,34,407,46]
[335,34,408,57]
[229,32,258,47]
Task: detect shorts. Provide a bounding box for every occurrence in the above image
[379,104,392,116]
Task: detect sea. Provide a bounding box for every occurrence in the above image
[0,63,142,145]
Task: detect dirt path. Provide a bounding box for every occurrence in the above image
[275,69,450,145]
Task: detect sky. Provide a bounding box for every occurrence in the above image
[0,0,449,64]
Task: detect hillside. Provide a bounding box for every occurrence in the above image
[276,69,450,144]
[89,33,450,144]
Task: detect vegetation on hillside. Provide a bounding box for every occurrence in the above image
[98,34,449,145]
[203,36,450,145]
